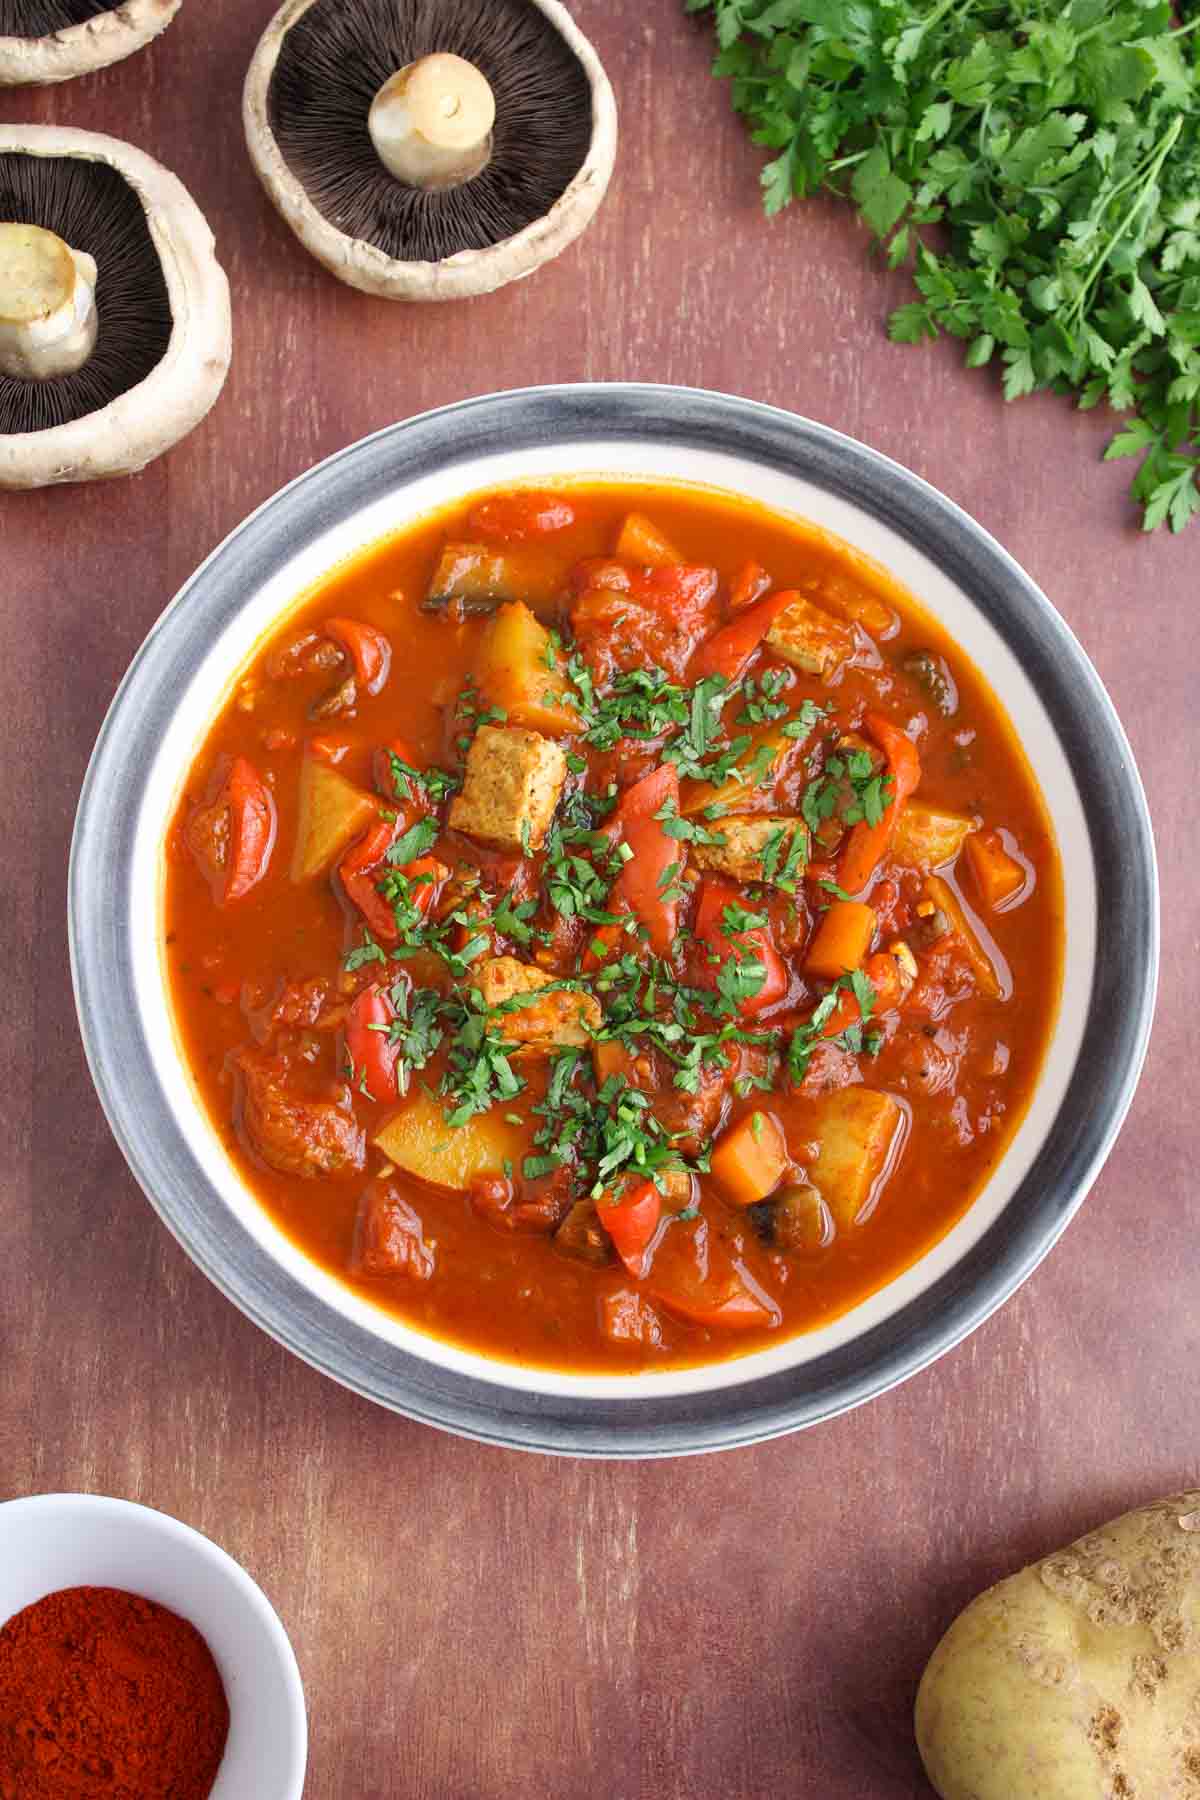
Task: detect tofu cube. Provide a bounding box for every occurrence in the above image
[809,1088,902,1227]
[449,724,566,853]
[766,594,854,678]
[477,956,602,1048]
[691,815,808,885]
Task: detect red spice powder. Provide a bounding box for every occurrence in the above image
[0,1585,229,1799]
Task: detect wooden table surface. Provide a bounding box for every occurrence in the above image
[2,4,1197,1795]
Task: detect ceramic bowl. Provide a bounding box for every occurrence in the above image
[69,384,1158,1456]
[0,1494,307,1796]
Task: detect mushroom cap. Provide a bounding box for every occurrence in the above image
[0,125,231,489]
[0,0,181,87]
[243,0,618,303]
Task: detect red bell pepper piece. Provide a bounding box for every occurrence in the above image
[467,491,576,543]
[339,817,444,944]
[692,876,788,1015]
[324,618,392,696]
[339,819,400,943]
[690,587,800,684]
[223,757,276,904]
[344,984,401,1103]
[603,764,679,843]
[371,736,428,810]
[837,712,922,897]
[600,765,682,957]
[187,755,276,905]
[598,1180,662,1279]
[609,824,681,959]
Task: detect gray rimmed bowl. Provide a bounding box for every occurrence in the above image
[69,384,1157,1457]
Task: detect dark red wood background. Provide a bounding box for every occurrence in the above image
[2,4,1197,1795]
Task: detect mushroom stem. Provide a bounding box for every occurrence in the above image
[368,53,496,191]
[0,223,98,380]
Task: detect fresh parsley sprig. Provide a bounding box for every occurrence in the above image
[688,0,1200,533]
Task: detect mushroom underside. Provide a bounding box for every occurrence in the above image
[268,0,594,264]
[0,152,171,434]
[0,1,125,31]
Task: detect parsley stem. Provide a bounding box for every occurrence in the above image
[1064,113,1184,333]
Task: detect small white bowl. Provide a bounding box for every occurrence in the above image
[0,1494,307,1799]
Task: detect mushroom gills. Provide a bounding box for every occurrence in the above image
[0,151,171,435]
[266,0,595,263]
[370,53,496,190]
[0,1,125,28]
[0,223,97,379]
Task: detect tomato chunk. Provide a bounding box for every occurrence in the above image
[692,875,788,1015]
[648,1214,778,1331]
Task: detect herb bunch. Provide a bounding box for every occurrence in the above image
[686,0,1200,533]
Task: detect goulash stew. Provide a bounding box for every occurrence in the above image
[165,484,1063,1371]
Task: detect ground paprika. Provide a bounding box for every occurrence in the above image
[0,1585,228,1799]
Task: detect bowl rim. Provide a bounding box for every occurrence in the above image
[0,1492,308,1797]
[69,382,1159,1457]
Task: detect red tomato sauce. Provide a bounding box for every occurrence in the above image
[163,483,1063,1372]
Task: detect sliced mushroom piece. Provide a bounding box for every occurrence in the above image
[243,0,617,302]
[0,0,181,87]
[0,125,231,489]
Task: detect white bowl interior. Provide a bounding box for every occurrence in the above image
[132,440,1095,1400]
[0,1495,306,1799]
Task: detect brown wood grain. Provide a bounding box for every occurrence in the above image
[1,3,1197,1795]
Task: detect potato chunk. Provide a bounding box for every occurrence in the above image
[372,1089,523,1193]
[473,601,581,738]
[893,800,973,871]
[809,1087,902,1226]
[690,815,808,884]
[614,512,683,567]
[477,956,601,1048]
[448,724,566,853]
[766,594,855,678]
[290,756,376,882]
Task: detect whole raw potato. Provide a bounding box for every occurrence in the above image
[916,1490,1200,1799]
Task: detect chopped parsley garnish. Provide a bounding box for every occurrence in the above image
[801,746,895,837]
[786,968,882,1084]
[736,667,793,724]
[385,816,439,866]
[759,824,807,892]
[384,983,445,1091]
[655,799,726,846]
[386,751,459,807]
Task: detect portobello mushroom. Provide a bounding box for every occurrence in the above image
[0,125,231,488]
[243,0,617,301]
